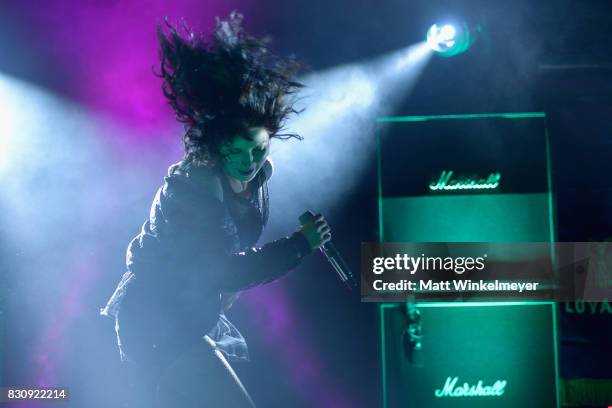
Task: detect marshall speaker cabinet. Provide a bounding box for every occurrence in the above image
[380,302,559,408]
[376,113,559,407]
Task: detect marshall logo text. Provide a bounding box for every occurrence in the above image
[434,376,507,398]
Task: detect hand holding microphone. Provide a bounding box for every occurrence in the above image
[297,211,357,290]
[297,213,332,250]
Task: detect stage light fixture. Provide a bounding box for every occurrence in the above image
[426,22,474,57]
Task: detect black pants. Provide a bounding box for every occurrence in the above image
[154,338,255,408]
[120,339,255,408]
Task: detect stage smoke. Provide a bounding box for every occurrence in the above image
[264,42,432,235]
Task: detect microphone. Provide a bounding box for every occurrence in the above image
[299,211,357,290]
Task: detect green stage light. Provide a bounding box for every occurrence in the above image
[426,22,475,57]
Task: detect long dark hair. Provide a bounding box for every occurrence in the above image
[157,12,303,167]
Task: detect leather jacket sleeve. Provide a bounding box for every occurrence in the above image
[128,166,312,294]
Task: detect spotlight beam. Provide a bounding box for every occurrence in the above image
[262,42,432,237]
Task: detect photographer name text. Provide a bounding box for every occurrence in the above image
[373,279,540,292]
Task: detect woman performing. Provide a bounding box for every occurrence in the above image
[100,12,331,407]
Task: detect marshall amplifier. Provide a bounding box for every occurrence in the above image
[377,113,554,243]
[376,113,559,407]
[380,302,559,408]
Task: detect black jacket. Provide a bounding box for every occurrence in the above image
[100,159,311,371]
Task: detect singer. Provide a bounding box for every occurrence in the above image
[100,13,331,408]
